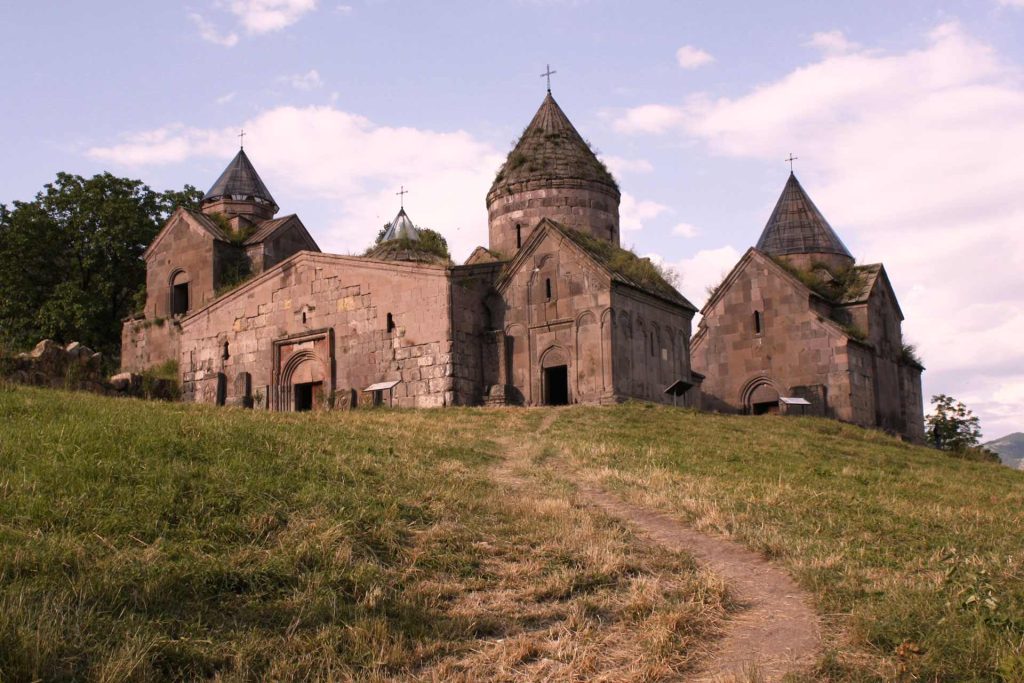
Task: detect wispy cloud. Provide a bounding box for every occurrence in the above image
[215,92,237,105]
[676,45,714,69]
[619,193,669,232]
[229,0,318,34]
[806,30,860,55]
[188,12,239,47]
[672,222,699,238]
[280,69,323,90]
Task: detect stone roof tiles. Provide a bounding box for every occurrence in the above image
[756,173,852,259]
[202,149,279,211]
[488,93,618,200]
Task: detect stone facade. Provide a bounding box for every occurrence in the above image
[122,93,702,411]
[691,173,925,441]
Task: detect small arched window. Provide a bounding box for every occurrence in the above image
[754,310,763,335]
[545,278,552,301]
[516,224,522,248]
[650,332,655,356]
[386,312,395,333]
[222,341,230,360]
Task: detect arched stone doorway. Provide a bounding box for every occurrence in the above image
[282,351,326,412]
[745,380,780,415]
[540,346,570,406]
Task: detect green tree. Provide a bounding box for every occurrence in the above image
[925,394,983,452]
[0,173,202,356]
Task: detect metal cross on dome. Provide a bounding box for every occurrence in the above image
[238,129,246,149]
[786,153,798,172]
[396,185,408,209]
[540,64,557,92]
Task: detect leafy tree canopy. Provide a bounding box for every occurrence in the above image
[925,394,984,453]
[0,172,202,356]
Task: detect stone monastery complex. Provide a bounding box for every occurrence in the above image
[122,89,925,441]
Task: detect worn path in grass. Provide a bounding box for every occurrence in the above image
[493,411,821,682]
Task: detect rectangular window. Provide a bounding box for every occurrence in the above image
[545,278,552,300]
[754,310,762,335]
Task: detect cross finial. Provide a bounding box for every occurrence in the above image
[238,129,246,149]
[540,64,557,92]
[396,185,408,209]
[786,153,798,173]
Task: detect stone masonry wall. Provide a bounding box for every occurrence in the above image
[488,183,620,258]
[178,253,455,409]
[145,212,218,321]
[499,230,614,405]
[121,316,181,374]
[610,287,696,406]
[449,263,503,406]
[692,253,854,420]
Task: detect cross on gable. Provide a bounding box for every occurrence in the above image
[540,64,557,92]
[396,185,408,208]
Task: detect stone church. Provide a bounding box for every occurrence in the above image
[690,172,925,441]
[122,92,703,410]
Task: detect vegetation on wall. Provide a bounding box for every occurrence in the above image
[0,173,202,355]
[563,228,682,302]
[771,256,868,304]
[366,224,451,261]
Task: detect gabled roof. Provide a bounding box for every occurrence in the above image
[464,246,505,265]
[756,173,852,259]
[242,214,319,252]
[488,93,618,200]
[202,149,279,211]
[835,262,905,320]
[142,208,229,260]
[497,218,696,311]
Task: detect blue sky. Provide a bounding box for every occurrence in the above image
[2,1,1023,437]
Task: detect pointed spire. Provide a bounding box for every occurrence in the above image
[381,207,420,242]
[756,173,852,260]
[202,149,278,212]
[488,92,618,197]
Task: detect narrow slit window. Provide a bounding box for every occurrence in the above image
[515,224,522,248]
[650,333,655,356]
[545,278,552,300]
[222,341,230,359]
[302,311,307,324]
[754,310,762,335]
[386,312,395,333]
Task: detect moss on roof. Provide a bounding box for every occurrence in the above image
[489,93,618,198]
[560,228,693,309]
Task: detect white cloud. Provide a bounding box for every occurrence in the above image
[215,92,237,105]
[672,222,699,238]
[619,193,669,232]
[87,106,504,261]
[612,104,686,135]
[672,246,742,310]
[229,0,318,34]
[601,155,653,177]
[280,69,323,90]
[806,30,859,55]
[615,20,1024,437]
[188,13,239,47]
[676,45,715,70]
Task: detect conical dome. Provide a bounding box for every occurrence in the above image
[756,173,853,269]
[202,149,278,211]
[488,92,618,198]
[486,93,621,255]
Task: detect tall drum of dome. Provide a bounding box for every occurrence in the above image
[486,92,620,256]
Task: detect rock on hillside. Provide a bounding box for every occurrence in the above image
[983,432,1024,470]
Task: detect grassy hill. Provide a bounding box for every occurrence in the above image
[985,432,1024,470]
[1,384,1022,681]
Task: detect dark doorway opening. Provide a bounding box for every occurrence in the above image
[543,365,569,406]
[294,381,322,412]
[752,400,779,415]
[171,282,189,316]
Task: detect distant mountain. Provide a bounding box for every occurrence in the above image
[983,433,1024,470]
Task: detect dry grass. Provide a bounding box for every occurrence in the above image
[0,386,726,681]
